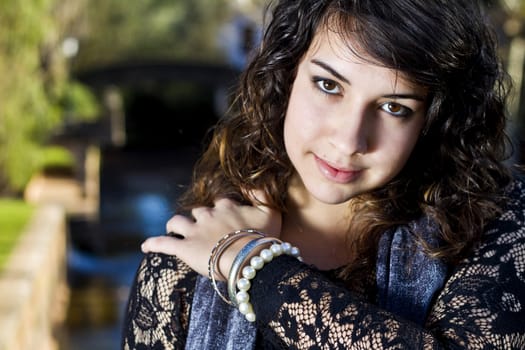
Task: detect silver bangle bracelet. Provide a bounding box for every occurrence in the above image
[227,236,282,306]
[209,231,265,304]
[209,230,265,280]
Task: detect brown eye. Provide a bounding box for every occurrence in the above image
[323,81,337,91]
[313,78,341,95]
[380,102,412,117]
[388,103,401,113]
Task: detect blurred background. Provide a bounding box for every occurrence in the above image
[0,0,523,349]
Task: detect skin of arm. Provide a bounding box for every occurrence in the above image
[141,191,282,279]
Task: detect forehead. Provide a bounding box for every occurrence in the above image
[308,13,368,59]
[306,28,419,86]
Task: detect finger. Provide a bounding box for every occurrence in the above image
[141,235,181,255]
[166,214,194,238]
[214,197,238,209]
[191,206,213,221]
[248,189,274,213]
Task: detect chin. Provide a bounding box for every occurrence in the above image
[310,189,359,205]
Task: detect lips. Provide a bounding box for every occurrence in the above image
[314,155,362,184]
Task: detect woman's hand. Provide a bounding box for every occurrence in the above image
[140,191,282,277]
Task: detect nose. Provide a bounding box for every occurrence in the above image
[328,104,369,156]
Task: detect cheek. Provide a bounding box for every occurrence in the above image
[284,92,322,146]
[283,109,303,157]
[376,124,422,170]
[284,109,324,157]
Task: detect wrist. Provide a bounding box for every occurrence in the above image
[218,236,272,278]
[208,229,267,304]
[227,238,302,322]
[207,228,301,321]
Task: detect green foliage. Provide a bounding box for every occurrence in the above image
[36,145,76,177]
[73,0,234,70]
[40,145,75,169]
[61,81,101,122]
[0,199,34,270]
[0,0,99,193]
[0,0,260,192]
[500,0,525,17]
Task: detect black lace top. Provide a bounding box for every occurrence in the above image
[122,180,525,349]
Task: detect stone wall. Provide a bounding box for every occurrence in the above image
[0,204,69,350]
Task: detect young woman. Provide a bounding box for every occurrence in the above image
[122,0,525,348]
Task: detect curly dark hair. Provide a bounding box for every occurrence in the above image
[180,0,513,274]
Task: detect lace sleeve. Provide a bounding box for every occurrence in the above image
[121,252,198,350]
[250,182,525,349]
[251,255,439,349]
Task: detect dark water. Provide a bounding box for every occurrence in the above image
[62,147,199,349]
[61,60,231,349]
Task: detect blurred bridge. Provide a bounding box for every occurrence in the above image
[74,60,240,88]
[70,60,241,149]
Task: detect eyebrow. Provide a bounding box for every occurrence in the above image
[383,93,427,102]
[311,59,427,102]
[311,59,350,85]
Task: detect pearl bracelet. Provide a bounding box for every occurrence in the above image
[208,229,266,305]
[229,239,302,322]
[227,237,282,306]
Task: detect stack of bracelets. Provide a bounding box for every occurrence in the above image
[208,229,302,322]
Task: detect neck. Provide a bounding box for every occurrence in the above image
[281,177,353,270]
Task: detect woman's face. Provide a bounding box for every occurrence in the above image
[284,29,427,205]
